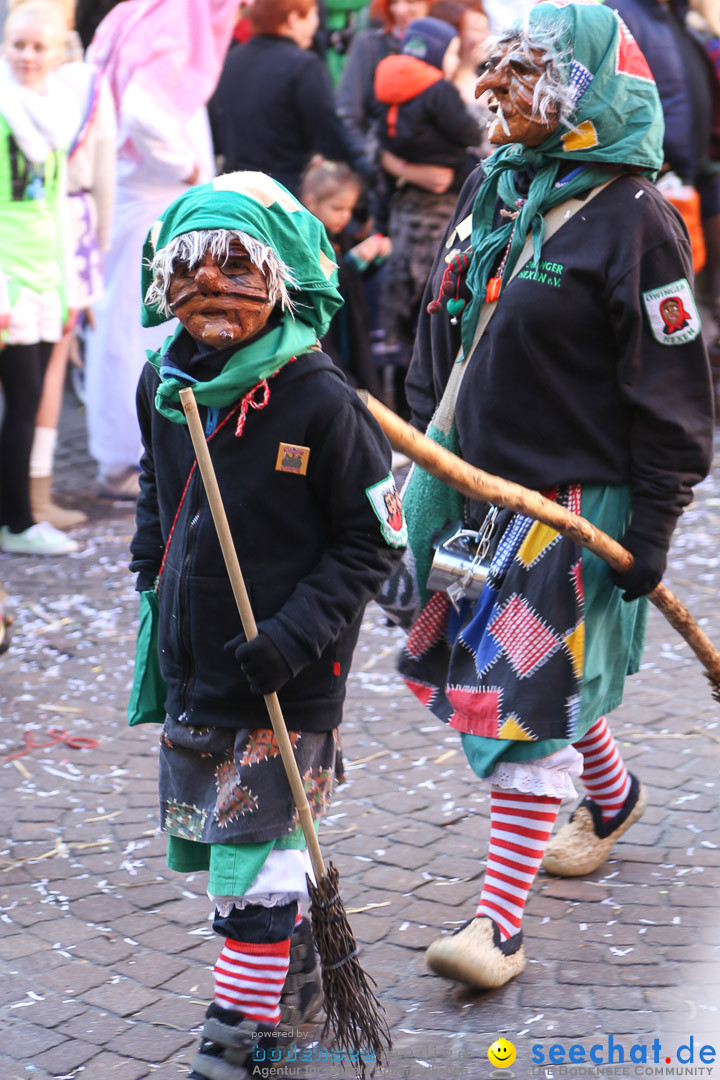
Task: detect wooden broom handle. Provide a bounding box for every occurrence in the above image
[359,391,720,687]
[179,388,326,881]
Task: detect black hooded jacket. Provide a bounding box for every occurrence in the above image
[130,348,404,731]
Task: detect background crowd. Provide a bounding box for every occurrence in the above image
[0,0,720,562]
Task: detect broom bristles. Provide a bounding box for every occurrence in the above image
[709,672,720,704]
[308,861,392,1079]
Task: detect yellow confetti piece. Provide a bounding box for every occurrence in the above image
[346,750,391,766]
[346,901,392,914]
[358,646,395,671]
[434,749,457,764]
[11,759,31,779]
[84,811,122,823]
[36,703,83,714]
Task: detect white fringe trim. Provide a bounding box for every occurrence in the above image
[488,744,584,803]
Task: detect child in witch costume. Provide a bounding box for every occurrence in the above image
[129,171,406,1079]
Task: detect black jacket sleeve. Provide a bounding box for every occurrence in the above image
[295,52,372,178]
[608,236,714,548]
[129,366,166,592]
[425,80,483,151]
[335,30,387,155]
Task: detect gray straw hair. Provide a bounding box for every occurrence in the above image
[144,229,297,318]
[493,20,578,129]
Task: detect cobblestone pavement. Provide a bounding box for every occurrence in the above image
[0,392,719,1080]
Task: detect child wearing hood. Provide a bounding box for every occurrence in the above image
[129,171,405,1079]
[373,16,481,412]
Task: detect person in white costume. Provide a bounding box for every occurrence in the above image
[84,0,239,498]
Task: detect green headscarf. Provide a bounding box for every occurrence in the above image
[140,172,343,421]
[462,1,665,357]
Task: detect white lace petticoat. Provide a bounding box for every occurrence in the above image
[487,744,584,802]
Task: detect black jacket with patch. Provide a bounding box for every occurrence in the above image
[130,349,404,731]
[405,169,714,548]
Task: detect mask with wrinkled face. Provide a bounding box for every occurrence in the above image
[167,242,275,348]
[475,41,560,148]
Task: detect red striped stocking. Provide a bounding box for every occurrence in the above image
[475,791,562,940]
[213,938,290,1026]
[573,716,631,821]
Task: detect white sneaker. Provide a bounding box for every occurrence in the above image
[0,521,79,556]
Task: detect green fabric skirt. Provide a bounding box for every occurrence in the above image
[461,483,648,779]
[166,826,310,898]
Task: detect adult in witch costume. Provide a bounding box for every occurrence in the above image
[396,1,714,988]
[129,171,405,1078]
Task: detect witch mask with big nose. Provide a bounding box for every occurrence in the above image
[168,243,275,349]
[475,40,560,148]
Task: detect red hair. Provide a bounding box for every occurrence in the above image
[369,0,394,30]
[250,0,314,35]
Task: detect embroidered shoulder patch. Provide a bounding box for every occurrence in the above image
[642,278,701,346]
[276,442,310,475]
[366,474,408,548]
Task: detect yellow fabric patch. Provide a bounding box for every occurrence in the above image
[213,171,300,212]
[276,442,310,475]
[149,219,163,251]
[498,716,536,741]
[319,249,338,280]
[564,622,585,681]
[562,120,599,152]
[517,522,559,567]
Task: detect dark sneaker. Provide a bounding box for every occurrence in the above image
[190,1004,310,1080]
[189,1005,268,1080]
[279,917,324,1032]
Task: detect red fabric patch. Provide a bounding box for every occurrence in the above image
[446,687,502,736]
[570,558,584,604]
[489,594,561,677]
[616,18,655,82]
[405,679,436,707]
[405,592,451,659]
[333,661,341,677]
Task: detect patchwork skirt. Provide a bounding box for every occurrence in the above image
[399,483,648,785]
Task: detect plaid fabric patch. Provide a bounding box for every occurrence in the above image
[399,486,584,742]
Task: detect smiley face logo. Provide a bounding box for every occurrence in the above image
[488,1038,516,1068]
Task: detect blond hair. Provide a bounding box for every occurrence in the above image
[4,0,78,60]
[8,0,74,25]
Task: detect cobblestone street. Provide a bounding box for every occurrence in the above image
[0,393,719,1080]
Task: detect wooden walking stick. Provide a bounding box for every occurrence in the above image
[178,388,391,1074]
[358,390,720,702]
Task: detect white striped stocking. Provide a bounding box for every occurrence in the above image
[475,791,562,940]
[573,716,632,821]
[213,937,290,1026]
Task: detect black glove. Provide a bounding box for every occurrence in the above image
[225,631,292,696]
[609,529,667,601]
